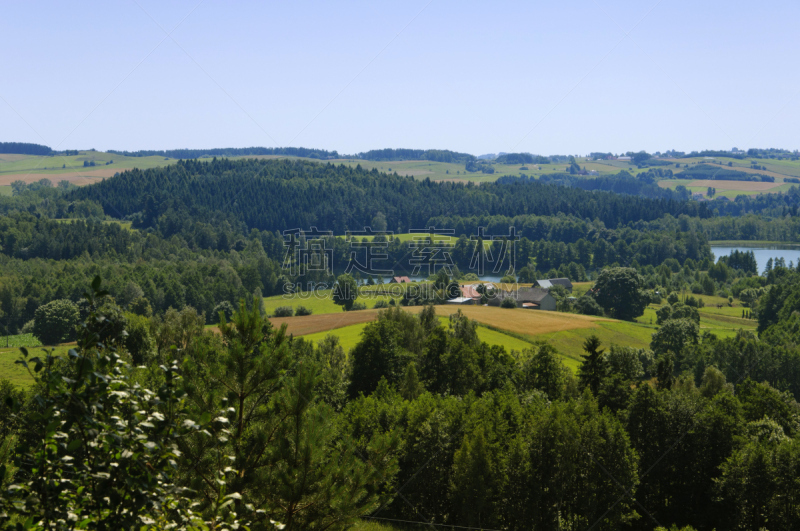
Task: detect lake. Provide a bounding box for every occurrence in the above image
[711,244,800,273]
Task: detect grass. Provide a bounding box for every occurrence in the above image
[284,306,588,370]
[657,178,790,197]
[634,293,758,342]
[301,322,371,351]
[263,290,403,316]
[0,151,179,179]
[403,305,611,335]
[0,344,73,388]
[270,310,382,337]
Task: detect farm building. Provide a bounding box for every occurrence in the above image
[536,278,573,292]
[460,285,483,302]
[390,276,411,283]
[446,297,476,305]
[488,287,556,311]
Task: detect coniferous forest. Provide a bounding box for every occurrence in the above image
[1,156,800,530]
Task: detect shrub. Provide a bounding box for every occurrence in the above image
[373,300,390,309]
[295,305,313,316]
[349,302,367,311]
[32,299,80,345]
[19,319,35,335]
[575,295,603,316]
[501,298,517,308]
[273,306,294,317]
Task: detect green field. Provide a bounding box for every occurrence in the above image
[0,344,73,388]
[290,290,757,373]
[263,290,404,316]
[300,317,535,356]
[0,151,180,179]
[325,158,621,183]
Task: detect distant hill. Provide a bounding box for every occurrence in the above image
[495,153,551,165]
[107,146,339,160]
[680,164,774,182]
[69,158,710,235]
[0,142,53,156]
[356,148,475,163]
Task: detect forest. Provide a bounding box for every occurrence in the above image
[0,142,52,156]
[1,155,800,529]
[69,158,711,234]
[355,148,475,163]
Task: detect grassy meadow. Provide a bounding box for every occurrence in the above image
[0,151,181,186]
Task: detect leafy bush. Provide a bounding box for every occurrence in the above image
[373,299,390,309]
[212,300,235,323]
[3,278,248,529]
[501,298,517,308]
[19,319,34,335]
[273,306,294,317]
[32,299,79,345]
[295,305,313,316]
[575,295,604,316]
[349,302,368,311]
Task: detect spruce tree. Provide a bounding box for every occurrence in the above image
[578,334,607,395]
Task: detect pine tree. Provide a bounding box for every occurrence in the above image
[578,334,606,395]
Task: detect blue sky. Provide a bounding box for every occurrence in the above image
[1,0,798,155]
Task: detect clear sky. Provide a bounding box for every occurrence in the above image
[1,0,798,156]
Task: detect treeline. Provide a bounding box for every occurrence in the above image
[494,152,550,165]
[680,164,774,182]
[0,142,52,156]
[663,213,800,242]
[707,187,800,217]
[747,147,798,159]
[69,158,712,235]
[525,170,689,201]
[356,148,475,163]
[106,146,340,159]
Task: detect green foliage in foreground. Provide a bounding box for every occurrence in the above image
[0,279,399,530]
[4,276,800,529]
